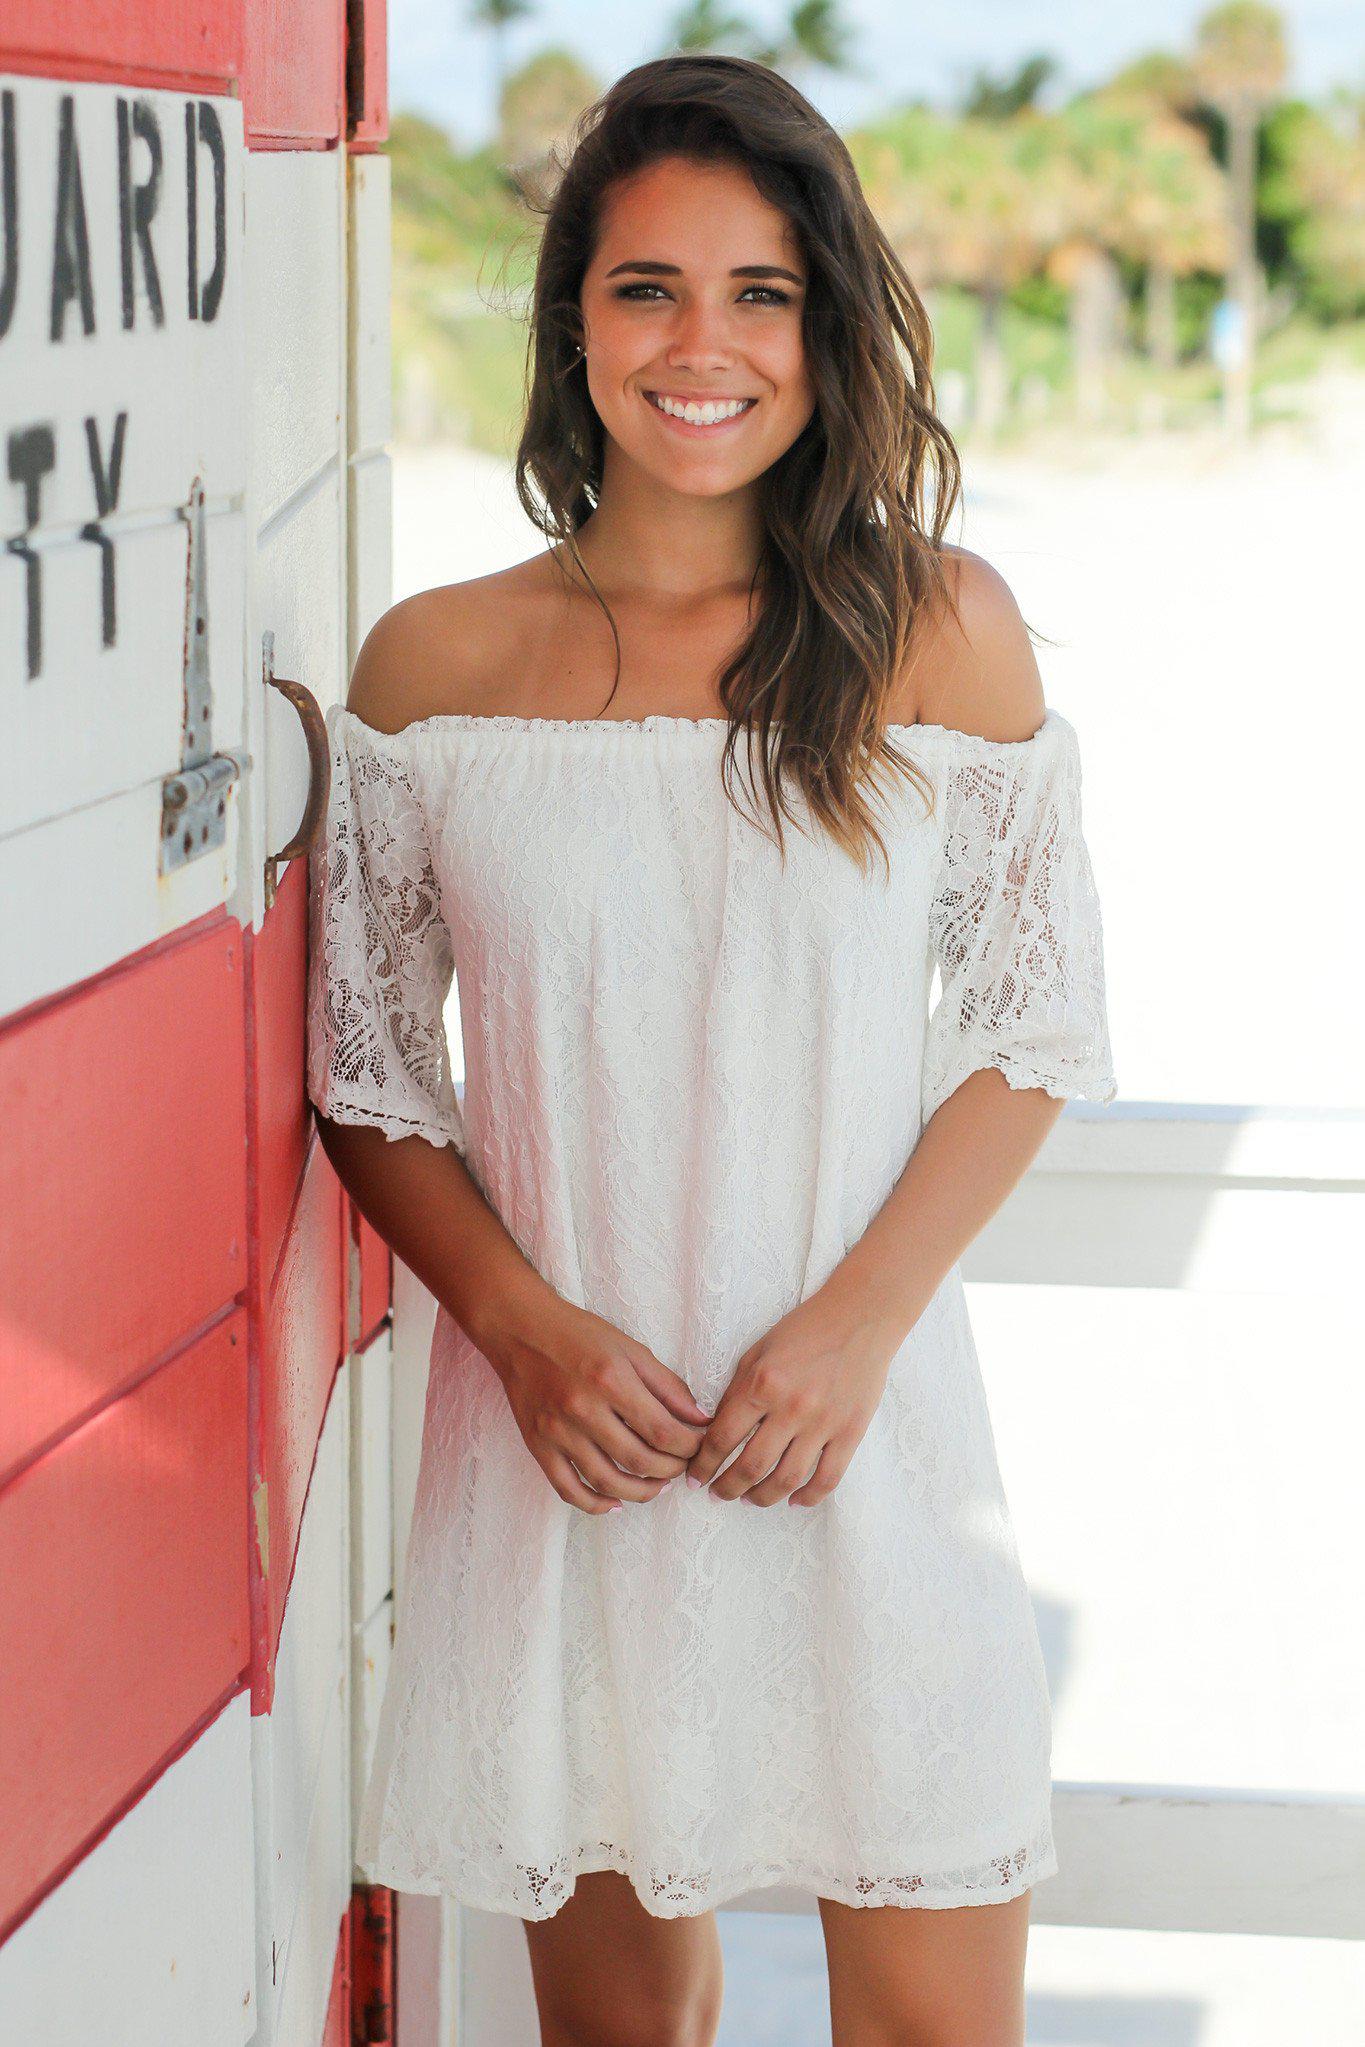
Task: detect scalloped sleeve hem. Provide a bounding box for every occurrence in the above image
[920,712,1117,1127]
[306,705,467,1157]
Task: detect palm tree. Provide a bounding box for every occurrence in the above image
[857,107,1071,442]
[1089,69,1228,371]
[666,0,858,78]
[751,1,858,76]
[1191,1,1289,436]
[498,48,601,195]
[469,0,536,114]
[666,0,754,53]
[958,54,1058,122]
[1059,93,1227,394]
[1264,88,1365,318]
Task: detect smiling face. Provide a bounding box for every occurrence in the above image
[577,154,818,499]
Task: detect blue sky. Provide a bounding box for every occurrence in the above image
[391,0,1364,147]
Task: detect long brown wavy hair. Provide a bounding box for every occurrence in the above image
[513,53,965,874]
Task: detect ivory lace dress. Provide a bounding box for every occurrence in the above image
[305,702,1116,1920]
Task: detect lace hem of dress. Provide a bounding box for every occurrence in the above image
[357,1826,1059,1921]
[989,1051,1118,1105]
[311,1087,466,1154]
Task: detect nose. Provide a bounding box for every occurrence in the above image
[664,296,736,373]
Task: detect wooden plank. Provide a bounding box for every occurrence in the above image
[351,1597,392,1851]
[251,856,316,1289]
[0,1313,250,1929]
[0,509,247,843]
[347,154,391,459]
[256,1129,345,1691]
[390,1260,438,1610]
[964,1175,1365,1294]
[320,1906,352,2047]
[0,1691,256,2044]
[349,1327,392,1629]
[251,469,346,921]
[0,914,247,1475]
[1,76,246,836]
[345,0,388,149]
[1035,1100,1365,1182]
[262,1362,351,2046]
[244,149,343,534]
[965,1099,1365,1294]
[348,451,393,676]
[0,763,245,1017]
[241,0,343,149]
[0,79,245,526]
[730,1785,1365,1941]
[353,1199,393,1354]
[0,8,241,97]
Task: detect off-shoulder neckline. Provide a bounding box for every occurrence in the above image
[331,703,1066,750]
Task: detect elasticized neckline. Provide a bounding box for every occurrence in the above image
[332,703,1068,751]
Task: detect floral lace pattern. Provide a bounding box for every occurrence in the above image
[922,714,1116,1122]
[306,716,466,1153]
[305,703,1115,1920]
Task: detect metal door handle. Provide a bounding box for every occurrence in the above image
[263,629,331,905]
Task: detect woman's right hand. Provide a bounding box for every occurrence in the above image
[478,1291,713,1514]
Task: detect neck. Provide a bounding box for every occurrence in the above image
[569,441,766,603]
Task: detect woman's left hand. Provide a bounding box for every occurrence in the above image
[683,1289,907,1507]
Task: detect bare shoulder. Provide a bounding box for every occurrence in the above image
[891,545,1046,743]
[345,555,549,735]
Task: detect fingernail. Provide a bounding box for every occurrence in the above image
[607,1500,623,1511]
[686,1474,702,1489]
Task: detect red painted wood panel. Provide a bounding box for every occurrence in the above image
[242,0,344,149]
[354,1205,393,1351]
[322,1903,352,2047]
[258,1135,345,1693]
[0,4,241,95]
[253,858,315,1292]
[346,0,388,149]
[0,917,247,1481]
[247,862,346,1703]
[0,1313,250,1931]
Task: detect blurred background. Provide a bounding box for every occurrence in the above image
[384,0,1365,1115]
[383,5,1365,2042]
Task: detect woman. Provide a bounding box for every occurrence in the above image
[307,53,1116,2047]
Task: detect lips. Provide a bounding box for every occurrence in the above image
[642,390,758,430]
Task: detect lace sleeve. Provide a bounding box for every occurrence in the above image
[305,706,466,1153]
[921,710,1117,1124]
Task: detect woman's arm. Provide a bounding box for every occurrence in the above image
[311,605,711,1516]
[816,1065,1064,1355]
[685,553,1079,1506]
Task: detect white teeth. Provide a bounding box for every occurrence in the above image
[649,392,753,424]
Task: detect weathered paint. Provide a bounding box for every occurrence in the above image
[0,1692,256,2047]
[0,913,247,1477]
[0,1312,251,1936]
[0,0,399,2039]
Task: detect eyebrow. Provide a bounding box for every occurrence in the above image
[603,259,806,286]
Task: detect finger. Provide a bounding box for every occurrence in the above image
[630,1348,712,1427]
[708,1416,793,1501]
[788,1439,848,1507]
[593,1409,692,1480]
[685,1393,767,1488]
[564,1435,670,1504]
[743,1436,825,1507]
[542,1449,622,1516]
[611,1376,711,1460]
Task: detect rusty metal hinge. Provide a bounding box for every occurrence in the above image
[160,478,251,873]
[350,1884,396,2046]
